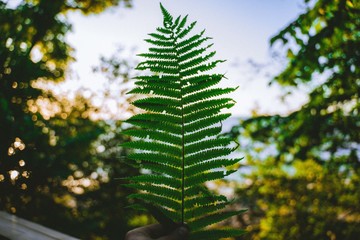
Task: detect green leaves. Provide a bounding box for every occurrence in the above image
[232,1,360,239]
[123,3,245,239]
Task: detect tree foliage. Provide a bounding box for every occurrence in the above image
[0,0,136,239]
[231,0,360,239]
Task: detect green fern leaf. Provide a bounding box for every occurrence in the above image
[177,29,206,49]
[123,129,181,145]
[186,158,242,175]
[123,3,245,239]
[125,183,181,200]
[148,33,170,41]
[128,152,181,168]
[128,86,180,98]
[144,38,174,47]
[178,21,197,39]
[185,202,228,220]
[128,174,181,189]
[184,195,227,209]
[184,126,222,143]
[141,163,181,178]
[189,210,247,231]
[123,141,181,156]
[176,15,188,33]
[185,138,233,155]
[178,44,213,62]
[129,193,180,210]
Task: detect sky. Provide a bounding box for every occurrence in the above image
[64,0,307,117]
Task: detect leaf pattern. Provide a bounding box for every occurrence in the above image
[123,3,245,239]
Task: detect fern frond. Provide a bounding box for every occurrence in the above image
[176,15,188,33]
[184,195,227,209]
[123,4,245,239]
[136,60,178,69]
[138,52,175,60]
[179,51,216,70]
[134,79,181,91]
[123,129,181,145]
[185,138,232,155]
[184,185,215,198]
[186,158,242,175]
[128,152,181,168]
[127,113,182,124]
[148,33,170,41]
[183,74,224,95]
[185,171,225,187]
[160,3,173,27]
[184,113,231,133]
[178,21,197,39]
[177,29,206,49]
[129,193,180,210]
[125,118,181,134]
[178,37,211,57]
[186,148,234,166]
[134,75,179,82]
[185,103,235,123]
[127,174,181,189]
[172,15,181,29]
[133,97,180,107]
[128,86,180,99]
[136,64,179,74]
[123,141,181,156]
[141,163,181,178]
[132,97,181,115]
[185,202,228,220]
[156,27,172,35]
[181,60,225,77]
[188,210,246,231]
[148,46,177,55]
[184,87,237,103]
[184,98,234,114]
[125,184,181,200]
[178,44,213,63]
[145,38,174,47]
[184,126,222,144]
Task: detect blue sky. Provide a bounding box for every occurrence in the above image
[65,0,307,117]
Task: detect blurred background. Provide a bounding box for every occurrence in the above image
[0,0,359,239]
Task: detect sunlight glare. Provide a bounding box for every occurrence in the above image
[9,170,19,180]
[30,45,43,63]
[8,147,14,156]
[22,171,30,178]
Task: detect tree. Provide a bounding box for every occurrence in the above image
[0,0,135,238]
[69,49,141,240]
[231,0,360,239]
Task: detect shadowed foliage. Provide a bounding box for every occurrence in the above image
[0,0,138,239]
[231,0,360,239]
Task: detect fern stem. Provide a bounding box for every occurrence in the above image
[171,30,186,225]
[178,45,186,226]
[181,97,185,225]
